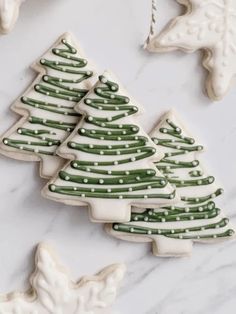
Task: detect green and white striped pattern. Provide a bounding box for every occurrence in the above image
[46,74,177,222]
[1,34,95,176]
[112,112,234,242]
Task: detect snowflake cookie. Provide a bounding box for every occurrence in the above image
[146,0,236,100]
[0,243,126,314]
[0,0,25,33]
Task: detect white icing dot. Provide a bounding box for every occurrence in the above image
[88,116,93,121]
[144,195,148,199]
[130,227,134,232]
[119,195,123,199]
[129,187,133,192]
[107,189,112,193]
[65,176,70,181]
[99,179,104,184]
[114,224,119,230]
[131,157,136,162]
[80,129,86,133]
[114,161,118,165]
[85,99,92,104]
[101,77,108,83]
[83,179,88,183]
[144,216,149,221]
[119,179,123,184]
[50,185,56,191]
[147,230,152,235]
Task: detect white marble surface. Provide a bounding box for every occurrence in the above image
[0,1,236,313]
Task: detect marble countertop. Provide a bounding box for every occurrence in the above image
[0,1,236,313]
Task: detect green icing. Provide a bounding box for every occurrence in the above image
[3,38,93,156]
[49,75,175,201]
[112,117,234,240]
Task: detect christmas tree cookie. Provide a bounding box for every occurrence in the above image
[0,33,96,178]
[43,72,179,222]
[0,243,125,313]
[107,111,235,256]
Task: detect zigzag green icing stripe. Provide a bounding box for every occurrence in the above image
[49,75,175,200]
[3,38,93,156]
[112,117,234,240]
[113,219,234,239]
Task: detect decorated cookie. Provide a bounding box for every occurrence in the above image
[145,0,236,100]
[43,72,179,223]
[0,243,126,313]
[106,110,235,257]
[0,33,96,178]
[0,0,24,34]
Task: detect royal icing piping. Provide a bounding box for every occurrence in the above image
[111,111,234,249]
[45,73,178,222]
[1,33,95,177]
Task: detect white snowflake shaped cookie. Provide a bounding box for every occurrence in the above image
[0,243,126,314]
[0,0,25,34]
[147,0,236,100]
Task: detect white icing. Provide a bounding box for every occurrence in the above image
[0,243,126,314]
[0,0,24,34]
[43,71,180,223]
[107,110,235,256]
[0,33,97,178]
[147,0,236,100]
